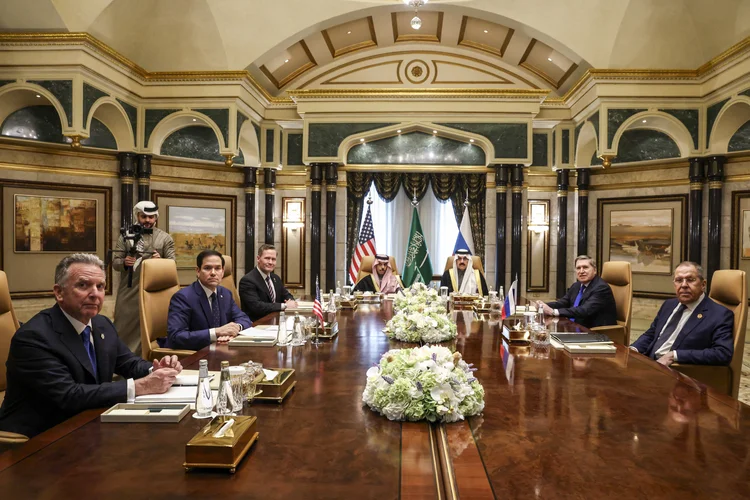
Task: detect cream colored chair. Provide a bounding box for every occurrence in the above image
[355,255,401,284]
[444,255,485,274]
[591,261,633,345]
[0,270,28,444]
[139,259,195,361]
[673,270,747,399]
[220,255,241,306]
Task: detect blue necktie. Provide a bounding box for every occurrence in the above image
[652,304,688,358]
[210,292,222,328]
[81,325,98,382]
[570,285,586,323]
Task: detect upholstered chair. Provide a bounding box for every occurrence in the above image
[591,261,633,345]
[220,255,241,306]
[0,270,28,444]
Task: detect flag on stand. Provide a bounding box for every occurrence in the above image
[402,206,433,287]
[313,275,324,326]
[348,204,376,284]
[501,278,517,319]
[452,204,475,255]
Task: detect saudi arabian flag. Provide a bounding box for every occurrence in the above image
[402,206,433,286]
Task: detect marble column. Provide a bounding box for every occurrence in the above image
[136,154,152,202]
[118,152,136,229]
[244,167,257,272]
[556,170,570,298]
[688,158,705,264]
[576,168,590,257]
[495,165,508,292]
[310,164,323,295]
[264,169,276,244]
[510,165,523,287]
[325,163,338,292]
[706,156,725,288]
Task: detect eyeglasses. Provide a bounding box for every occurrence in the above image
[673,277,700,284]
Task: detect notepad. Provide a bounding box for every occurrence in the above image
[288,301,314,310]
[551,333,613,345]
[563,343,617,354]
[238,327,278,340]
[135,386,218,404]
[174,371,217,386]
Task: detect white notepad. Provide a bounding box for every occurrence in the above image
[173,370,217,386]
[238,327,278,340]
[134,386,218,403]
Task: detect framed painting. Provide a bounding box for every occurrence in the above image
[1,179,112,298]
[597,195,687,298]
[730,191,750,304]
[151,191,236,285]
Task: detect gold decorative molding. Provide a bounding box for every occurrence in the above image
[404,60,430,84]
[511,186,523,193]
[392,12,443,44]
[457,16,515,58]
[431,60,513,85]
[577,189,589,196]
[589,179,689,191]
[311,185,322,192]
[0,139,117,160]
[265,187,276,194]
[138,178,151,185]
[708,181,723,189]
[0,161,117,179]
[321,60,403,85]
[150,175,242,188]
[341,164,491,173]
[322,17,378,58]
[496,185,507,193]
[244,187,257,193]
[288,88,550,100]
[557,189,568,197]
[120,178,134,184]
[690,182,704,191]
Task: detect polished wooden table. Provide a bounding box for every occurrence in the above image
[1,304,749,499]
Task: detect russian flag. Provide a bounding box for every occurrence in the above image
[452,205,475,255]
[501,278,517,319]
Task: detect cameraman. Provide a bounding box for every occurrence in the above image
[113,201,175,354]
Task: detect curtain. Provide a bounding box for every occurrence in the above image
[465,174,486,264]
[345,172,373,284]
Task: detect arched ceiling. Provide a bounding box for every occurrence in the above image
[1,0,749,95]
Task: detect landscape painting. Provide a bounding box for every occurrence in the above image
[14,195,97,252]
[609,209,673,274]
[168,206,227,268]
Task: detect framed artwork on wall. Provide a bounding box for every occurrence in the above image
[597,194,687,298]
[1,179,111,298]
[151,191,236,285]
[730,191,750,305]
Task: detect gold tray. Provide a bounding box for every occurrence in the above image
[501,325,531,343]
[313,321,339,339]
[339,298,359,310]
[185,415,258,473]
[355,294,381,304]
[255,368,297,403]
[473,304,491,314]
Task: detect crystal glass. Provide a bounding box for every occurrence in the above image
[291,314,306,346]
[440,286,449,301]
[228,366,245,413]
[342,285,352,298]
[277,317,290,346]
[243,361,263,403]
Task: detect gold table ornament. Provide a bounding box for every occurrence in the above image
[184,415,258,473]
[255,368,297,403]
[313,321,339,339]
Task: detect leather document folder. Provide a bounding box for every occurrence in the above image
[551,333,613,344]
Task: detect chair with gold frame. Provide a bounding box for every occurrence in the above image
[139,259,195,361]
[672,269,747,399]
[220,254,241,306]
[355,255,402,286]
[591,261,633,345]
[443,255,485,274]
[0,270,29,444]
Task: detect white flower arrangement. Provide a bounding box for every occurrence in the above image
[362,345,485,423]
[392,282,443,314]
[383,304,457,343]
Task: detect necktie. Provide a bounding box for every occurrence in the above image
[570,284,586,323]
[81,325,98,382]
[652,304,688,358]
[210,292,222,328]
[266,276,276,303]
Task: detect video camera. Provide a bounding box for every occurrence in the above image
[110,224,156,288]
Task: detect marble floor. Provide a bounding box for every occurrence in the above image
[630,319,750,405]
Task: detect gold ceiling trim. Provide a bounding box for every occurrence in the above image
[457,16,515,59]
[288,88,550,100]
[0,161,118,179]
[341,164,491,172]
[431,60,513,85]
[321,60,403,85]
[392,12,444,44]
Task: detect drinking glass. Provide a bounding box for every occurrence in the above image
[228,366,245,413]
[243,361,263,403]
[440,286,449,301]
[342,285,352,298]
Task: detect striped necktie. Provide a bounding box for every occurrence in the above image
[266,276,276,303]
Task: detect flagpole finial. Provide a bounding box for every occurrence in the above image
[463,198,469,208]
[411,189,418,208]
[366,195,373,206]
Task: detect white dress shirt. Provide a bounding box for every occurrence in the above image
[653,293,705,360]
[59,308,138,402]
[198,281,219,342]
[258,267,285,310]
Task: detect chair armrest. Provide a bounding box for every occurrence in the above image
[590,325,627,345]
[0,431,29,443]
[149,347,196,361]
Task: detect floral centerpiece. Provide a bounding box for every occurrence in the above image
[383,304,456,343]
[362,345,485,422]
[392,282,443,314]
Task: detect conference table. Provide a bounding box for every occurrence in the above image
[1,303,749,499]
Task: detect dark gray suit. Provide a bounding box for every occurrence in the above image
[547,275,618,328]
[239,267,295,322]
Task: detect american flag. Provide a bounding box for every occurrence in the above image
[348,204,376,284]
[313,275,324,326]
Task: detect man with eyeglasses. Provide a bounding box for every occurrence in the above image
[630,261,734,366]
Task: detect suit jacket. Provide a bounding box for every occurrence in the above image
[631,296,734,365]
[239,267,294,322]
[164,281,252,351]
[547,275,617,328]
[0,304,152,438]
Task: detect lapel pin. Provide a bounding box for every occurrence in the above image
[697,313,703,319]
[101,333,105,339]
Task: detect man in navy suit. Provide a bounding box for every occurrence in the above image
[165,250,252,351]
[538,255,617,328]
[631,261,734,366]
[0,253,181,438]
[239,244,298,322]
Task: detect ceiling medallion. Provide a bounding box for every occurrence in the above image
[403,0,428,30]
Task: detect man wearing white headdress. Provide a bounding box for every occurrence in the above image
[353,254,403,294]
[440,249,488,296]
[113,201,175,354]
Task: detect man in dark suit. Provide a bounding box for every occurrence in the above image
[239,244,297,321]
[165,250,252,350]
[0,253,181,438]
[631,261,733,366]
[538,255,617,328]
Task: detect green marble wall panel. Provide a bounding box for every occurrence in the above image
[236,112,248,146]
[740,89,750,99]
[561,129,570,164]
[116,98,138,142]
[265,129,275,163]
[347,131,485,165]
[1,105,115,149]
[145,108,179,148]
[235,150,245,165]
[287,133,304,165]
[589,111,600,139]
[607,108,646,148]
[439,122,527,159]
[0,80,14,89]
[661,108,699,149]
[308,122,395,157]
[706,98,730,147]
[612,129,680,164]
[82,83,108,126]
[28,80,73,127]
[552,131,556,166]
[195,108,229,146]
[161,125,223,162]
[590,152,603,166]
[728,119,750,152]
[531,133,548,167]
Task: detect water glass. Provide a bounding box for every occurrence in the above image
[342,285,352,298]
[228,366,245,413]
[440,286,449,301]
[243,361,263,403]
